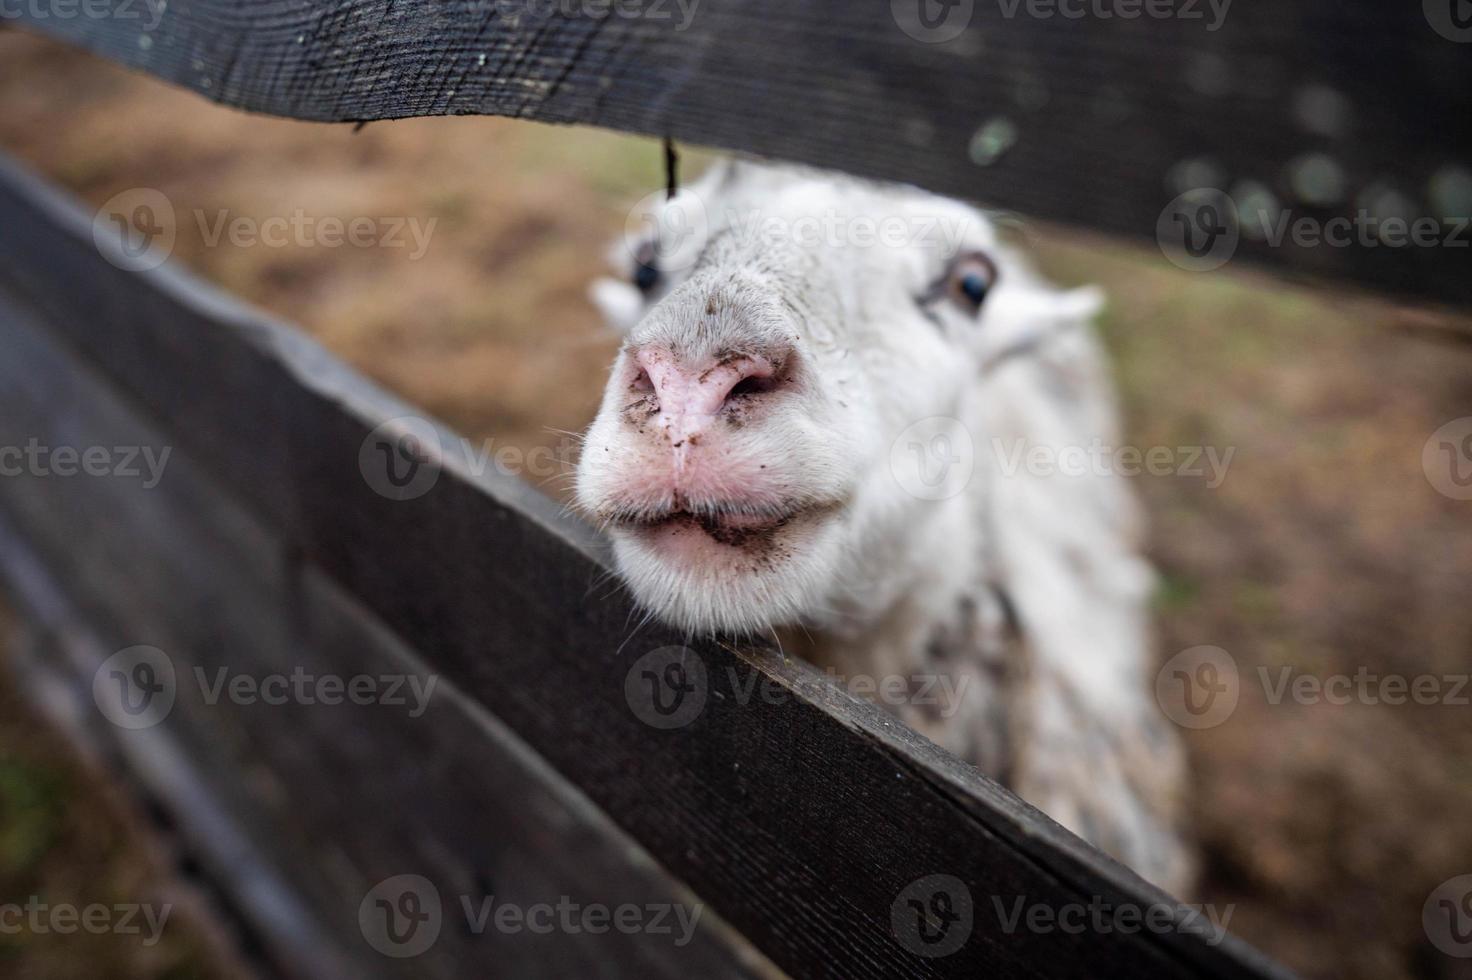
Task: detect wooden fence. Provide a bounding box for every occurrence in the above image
[1,1,1462,976]
[10,0,1472,305]
[0,151,1291,979]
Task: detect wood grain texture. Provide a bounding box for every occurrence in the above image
[0,152,1294,978]
[11,0,1472,304]
[0,288,778,980]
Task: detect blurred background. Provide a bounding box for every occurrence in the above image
[1,28,1470,980]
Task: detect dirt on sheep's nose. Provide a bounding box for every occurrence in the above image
[629,344,789,446]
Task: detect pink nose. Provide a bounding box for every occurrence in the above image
[634,347,780,434]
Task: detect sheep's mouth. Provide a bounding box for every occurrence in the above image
[610,501,836,549]
[626,507,793,547]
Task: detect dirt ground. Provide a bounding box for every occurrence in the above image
[0,607,253,980]
[1,30,1469,980]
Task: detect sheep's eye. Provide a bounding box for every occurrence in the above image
[633,242,661,294]
[960,273,989,305]
[634,261,660,292]
[948,253,998,314]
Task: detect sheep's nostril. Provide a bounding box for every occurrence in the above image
[633,346,788,422]
[725,374,778,401]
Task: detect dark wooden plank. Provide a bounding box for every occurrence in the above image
[0,287,780,980]
[0,153,1293,978]
[9,0,1471,305]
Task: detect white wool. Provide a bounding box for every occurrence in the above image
[578,159,1194,894]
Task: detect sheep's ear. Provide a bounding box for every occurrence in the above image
[1054,285,1105,322]
[590,277,645,334]
[978,282,1106,370]
[988,281,1104,331]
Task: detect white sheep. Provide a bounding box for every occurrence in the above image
[578,159,1194,895]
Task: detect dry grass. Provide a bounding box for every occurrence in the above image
[1,29,1470,980]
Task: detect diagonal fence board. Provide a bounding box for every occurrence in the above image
[0,287,779,980]
[10,0,1472,305]
[0,155,1295,977]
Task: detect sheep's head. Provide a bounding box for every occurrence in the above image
[577,160,1100,636]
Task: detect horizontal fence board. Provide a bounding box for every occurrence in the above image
[0,153,1292,978]
[0,287,778,980]
[11,0,1472,305]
